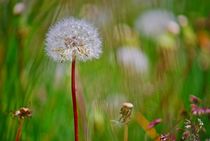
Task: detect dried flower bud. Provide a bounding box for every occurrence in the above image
[13,107,32,119]
[119,102,133,124]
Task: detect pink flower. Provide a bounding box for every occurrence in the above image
[191,104,210,115]
[189,95,201,104]
[148,118,162,129]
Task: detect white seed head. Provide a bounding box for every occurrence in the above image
[135,10,178,38]
[117,46,149,74]
[45,17,102,62]
[13,2,25,15]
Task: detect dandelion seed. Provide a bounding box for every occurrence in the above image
[45,17,102,62]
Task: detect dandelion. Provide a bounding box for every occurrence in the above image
[45,17,102,62]
[120,102,133,141]
[45,17,102,141]
[13,107,32,141]
[13,2,25,15]
[117,46,149,74]
[135,10,179,38]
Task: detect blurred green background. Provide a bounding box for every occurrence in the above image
[0,0,210,140]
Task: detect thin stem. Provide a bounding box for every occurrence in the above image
[15,119,23,141]
[71,57,79,141]
[124,124,128,141]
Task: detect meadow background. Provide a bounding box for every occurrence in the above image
[0,0,210,140]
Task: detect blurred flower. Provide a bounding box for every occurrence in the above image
[13,2,25,15]
[147,118,162,129]
[182,130,190,140]
[167,21,180,35]
[189,95,201,104]
[45,17,102,62]
[178,15,188,27]
[191,104,210,115]
[177,15,197,46]
[160,133,176,141]
[13,107,32,119]
[117,47,149,74]
[182,118,204,140]
[184,119,192,129]
[135,10,179,38]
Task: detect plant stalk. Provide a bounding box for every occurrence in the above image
[124,124,128,141]
[15,119,23,141]
[71,57,79,141]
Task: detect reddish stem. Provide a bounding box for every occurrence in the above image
[15,119,23,141]
[71,57,79,141]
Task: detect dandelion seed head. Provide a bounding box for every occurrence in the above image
[135,10,178,38]
[13,2,25,15]
[117,46,149,74]
[45,17,102,62]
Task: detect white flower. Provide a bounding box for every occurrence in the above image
[45,17,102,62]
[13,2,25,15]
[117,47,149,74]
[135,10,179,38]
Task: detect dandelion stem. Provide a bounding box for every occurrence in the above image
[71,57,79,141]
[124,124,128,141]
[15,119,23,141]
